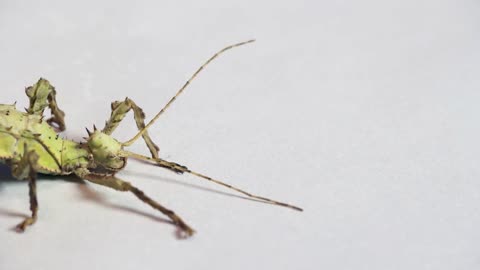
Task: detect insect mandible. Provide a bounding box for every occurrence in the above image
[0,40,302,238]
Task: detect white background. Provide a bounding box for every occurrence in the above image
[0,0,479,269]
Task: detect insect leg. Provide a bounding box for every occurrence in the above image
[102,98,159,159]
[11,146,40,232]
[82,173,195,237]
[25,78,66,131]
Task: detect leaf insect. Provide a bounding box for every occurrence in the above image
[0,40,302,238]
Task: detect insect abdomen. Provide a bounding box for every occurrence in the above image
[0,104,64,174]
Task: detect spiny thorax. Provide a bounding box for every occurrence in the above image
[86,131,126,171]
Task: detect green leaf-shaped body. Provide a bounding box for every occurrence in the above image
[0,104,90,175]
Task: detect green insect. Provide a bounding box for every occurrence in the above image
[0,40,302,238]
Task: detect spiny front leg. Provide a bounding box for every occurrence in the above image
[11,146,40,232]
[102,98,160,159]
[80,172,194,238]
[25,78,66,131]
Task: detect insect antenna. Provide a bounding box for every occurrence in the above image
[122,39,256,147]
[122,150,303,212]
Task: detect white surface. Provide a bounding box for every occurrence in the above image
[0,0,479,269]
